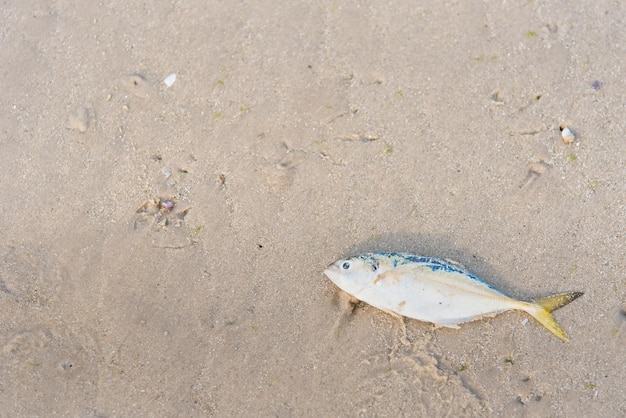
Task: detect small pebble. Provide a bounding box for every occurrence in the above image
[561,127,575,144]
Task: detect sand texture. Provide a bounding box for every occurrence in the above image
[1,1,625,416]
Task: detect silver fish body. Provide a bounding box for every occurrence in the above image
[324,252,583,342]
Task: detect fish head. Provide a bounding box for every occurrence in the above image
[324,255,380,295]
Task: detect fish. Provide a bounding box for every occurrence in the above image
[324,252,583,342]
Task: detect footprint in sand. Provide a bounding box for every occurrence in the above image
[519,160,552,189]
[264,159,297,192]
[120,73,155,99]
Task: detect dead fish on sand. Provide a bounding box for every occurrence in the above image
[324,252,583,342]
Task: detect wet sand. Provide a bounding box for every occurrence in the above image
[1,1,625,416]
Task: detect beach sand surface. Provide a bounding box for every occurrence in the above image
[1,1,624,416]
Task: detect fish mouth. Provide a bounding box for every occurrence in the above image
[323,263,340,278]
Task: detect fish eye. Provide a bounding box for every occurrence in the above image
[341,261,351,270]
[372,264,378,272]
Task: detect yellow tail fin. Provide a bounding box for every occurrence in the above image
[524,292,583,342]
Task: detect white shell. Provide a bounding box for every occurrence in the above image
[561,127,575,144]
[163,73,177,87]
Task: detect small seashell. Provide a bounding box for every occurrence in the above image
[160,199,175,211]
[163,73,177,87]
[561,127,575,144]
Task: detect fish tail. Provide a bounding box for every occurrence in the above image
[534,291,584,312]
[523,292,584,342]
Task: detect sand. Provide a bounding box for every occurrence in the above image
[1,1,624,416]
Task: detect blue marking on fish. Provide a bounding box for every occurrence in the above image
[359,252,500,292]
